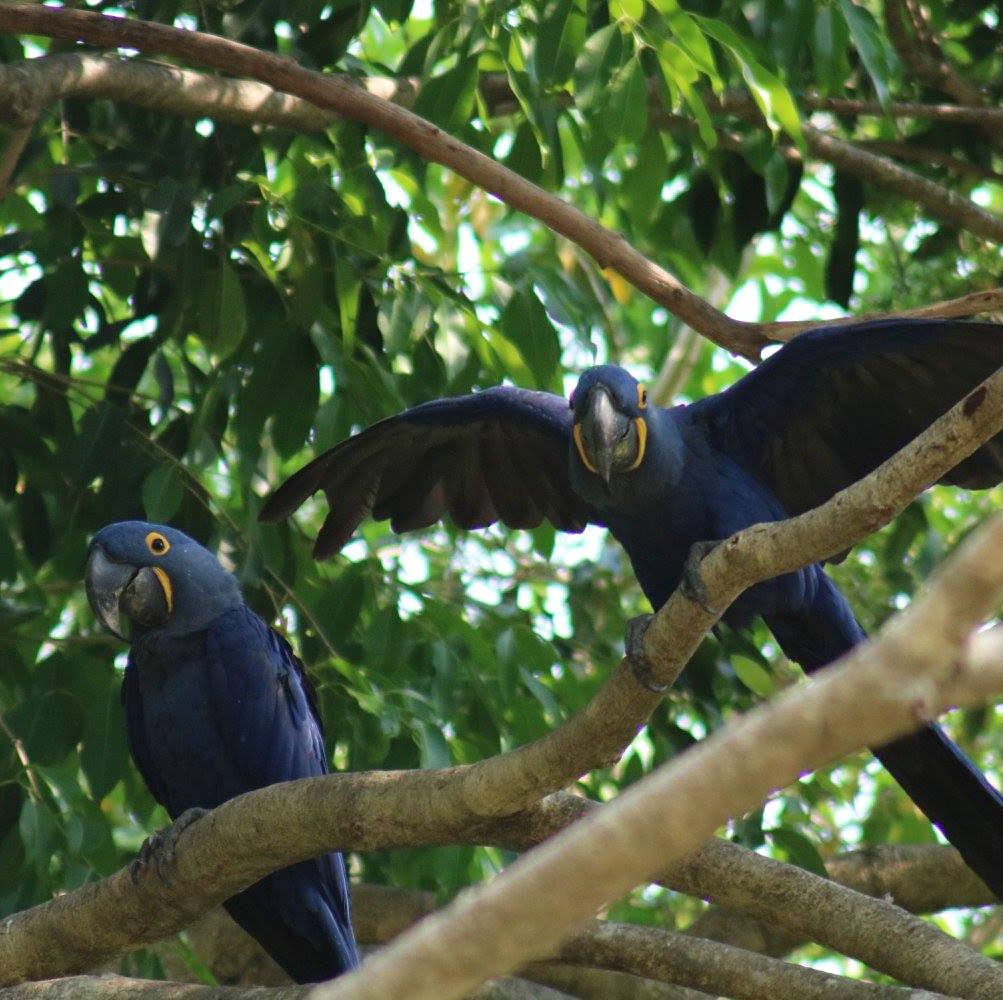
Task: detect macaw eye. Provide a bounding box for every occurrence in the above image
[145,531,170,556]
[637,383,648,409]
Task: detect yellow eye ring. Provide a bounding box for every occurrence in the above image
[637,383,648,409]
[145,531,170,556]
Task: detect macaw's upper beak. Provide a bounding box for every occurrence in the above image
[576,384,636,485]
[85,545,171,641]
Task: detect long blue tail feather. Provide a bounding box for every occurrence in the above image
[766,570,1003,899]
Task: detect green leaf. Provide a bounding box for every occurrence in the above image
[142,463,185,523]
[336,259,362,355]
[603,54,649,144]
[764,153,790,216]
[624,129,669,226]
[17,486,50,567]
[767,827,828,877]
[574,24,623,106]
[536,0,587,87]
[141,178,193,259]
[649,0,720,87]
[610,0,643,22]
[19,800,59,868]
[80,677,130,801]
[812,4,851,96]
[696,16,803,149]
[413,58,480,132]
[838,0,896,107]
[415,720,452,769]
[519,666,561,723]
[499,289,561,390]
[197,262,247,359]
[0,523,17,583]
[270,339,320,459]
[504,122,544,183]
[8,691,83,766]
[731,654,773,697]
[657,41,717,148]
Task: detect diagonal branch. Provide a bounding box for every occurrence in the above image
[4,11,1003,361]
[309,515,1003,1000]
[5,50,1003,340]
[1,368,1002,988]
[557,920,967,1000]
[0,6,767,360]
[0,975,572,999]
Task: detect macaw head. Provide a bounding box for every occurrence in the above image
[85,521,241,641]
[570,365,650,485]
[568,366,684,507]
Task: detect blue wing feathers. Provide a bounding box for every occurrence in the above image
[699,319,1003,515]
[259,383,592,554]
[121,665,170,808]
[127,605,358,982]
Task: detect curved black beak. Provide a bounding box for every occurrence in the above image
[578,384,634,485]
[85,545,170,641]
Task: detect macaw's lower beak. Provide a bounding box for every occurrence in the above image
[85,545,171,641]
[576,384,636,485]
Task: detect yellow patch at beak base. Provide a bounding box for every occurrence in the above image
[573,422,598,473]
[627,417,647,470]
[151,566,173,614]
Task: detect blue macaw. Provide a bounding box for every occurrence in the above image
[85,522,359,983]
[261,318,1003,897]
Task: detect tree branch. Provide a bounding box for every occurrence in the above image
[523,963,712,1000]
[4,13,1003,361]
[0,8,768,360]
[0,975,572,1000]
[1,359,1002,988]
[5,50,1002,338]
[801,124,1003,244]
[686,841,996,958]
[310,514,1003,1000]
[883,0,994,121]
[557,920,966,1000]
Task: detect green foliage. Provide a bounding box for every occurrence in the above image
[2,0,1003,977]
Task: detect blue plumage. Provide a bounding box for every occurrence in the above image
[86,522,359,983]
[261,318,1003,898]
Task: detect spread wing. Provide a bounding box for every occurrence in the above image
[260,385,595,558]
[696,319,1003,516]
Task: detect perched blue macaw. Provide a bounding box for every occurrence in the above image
[85,521,359,983]
[262,318,1003,898]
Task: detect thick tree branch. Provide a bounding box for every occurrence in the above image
[0,976,571,1000]
[824,844,995,912]
[557,921,965,1000]
[687,839,997,958]
[310,516,1003,1000]
[0,8,769,360]
[5,51,1002,334]
[523,964,712,1000]
[2,361,1003,987]
[4,13,1003,359]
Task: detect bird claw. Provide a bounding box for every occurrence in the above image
[624,614,667,693]
[681,540,722,616]
[130,807,208,886]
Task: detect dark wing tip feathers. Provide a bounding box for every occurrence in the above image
[259,388,585,558]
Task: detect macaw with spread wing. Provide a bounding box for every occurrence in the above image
[262,318,1003,898]
[85,521,359,983]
